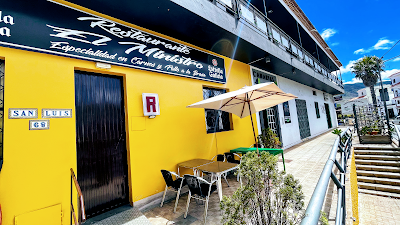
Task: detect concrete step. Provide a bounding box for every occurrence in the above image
[354,150,400,156]
[355,159,400,167]
[354,146,400,151]
[358,182,400,194]
[357,176,400,186]
[357,170,400,179]
[356,165,400,173]
[359,189,400,199]
[355,155,400,161]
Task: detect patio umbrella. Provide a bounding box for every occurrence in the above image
[187,82,297,153]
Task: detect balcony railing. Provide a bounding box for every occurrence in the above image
[210,0,343,88]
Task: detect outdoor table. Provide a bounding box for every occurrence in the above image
[230,147,286,171]
[196,161,239,201]
[177,158,214,176]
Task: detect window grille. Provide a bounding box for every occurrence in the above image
[203,87,232,133]
[315,102,320,118]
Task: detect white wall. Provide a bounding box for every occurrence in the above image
[251,67,338,149]
[276,76,337,149]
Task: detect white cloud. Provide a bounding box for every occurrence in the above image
[321,28,337,40]
[381,69,400,80]
[354,38,395,54]
[343,69,400,84]
[374,39,394,50]
[340,58,400,84]
[331,42,339,46]
[354,48,365,54]
[340,59,360,74]
[344,78,362,84]
[393,57,400,62]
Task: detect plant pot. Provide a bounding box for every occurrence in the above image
[370,131,379,135]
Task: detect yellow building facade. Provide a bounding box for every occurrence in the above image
[0,1,256,224]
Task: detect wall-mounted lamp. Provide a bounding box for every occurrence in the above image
[96,62,111,69]
[148,115,156,119]
[248,55,271,65]
[267,10,273,14]
[292,67,296,75]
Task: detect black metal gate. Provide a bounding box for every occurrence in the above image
[259,106,281,140]
[296,99,311,139]
[324,103,332,128]
[253,69,281,140]
[353,104,391,144]
[75,71,129,218]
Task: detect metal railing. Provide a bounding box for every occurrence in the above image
[209,0,343,88]
[390,121,400,145]
[70,168,86,225]
[301,127,352,225]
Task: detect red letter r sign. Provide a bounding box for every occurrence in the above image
[142,93,160,116]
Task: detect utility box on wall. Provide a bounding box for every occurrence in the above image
[14,204,62,225]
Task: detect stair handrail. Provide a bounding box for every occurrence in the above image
[390,121,400,146]
[70,168,86,225]
[301,127,352,225]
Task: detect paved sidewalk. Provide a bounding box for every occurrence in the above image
[358,193,400,225]
[142,129,347,224]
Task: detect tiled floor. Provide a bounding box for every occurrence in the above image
[359,193,400,225]
[85,204,152,225]
[143,130,345,224]
[143,175,238,225]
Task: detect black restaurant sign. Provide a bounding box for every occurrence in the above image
[0,0,226,83]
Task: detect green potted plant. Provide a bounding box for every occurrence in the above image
[257,128,282,149]
[360,126,370,136]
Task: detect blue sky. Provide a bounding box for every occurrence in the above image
[295,0,400,84]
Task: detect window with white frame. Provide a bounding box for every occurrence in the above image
[255,16,267,34]
[240,4,254,24]
[219,0,232,8]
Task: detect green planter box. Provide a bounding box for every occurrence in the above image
[359,135,391,144]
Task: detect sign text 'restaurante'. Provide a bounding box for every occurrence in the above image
[0,0,226,83]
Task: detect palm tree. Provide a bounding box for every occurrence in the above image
[351,56,384,107]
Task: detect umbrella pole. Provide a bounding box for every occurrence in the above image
[246,94,259,155]
[249,110,259,155]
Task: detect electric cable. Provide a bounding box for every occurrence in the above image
[381,39,400,59]
[384,53,400,63]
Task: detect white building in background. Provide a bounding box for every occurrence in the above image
[341,94,369,115]
[389,71,400,114]
[342,83,397,118]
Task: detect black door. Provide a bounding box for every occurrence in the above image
[75,71,129,218]
[324,103,332,128]
[295,99,311,139]
[388,108,395,118]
